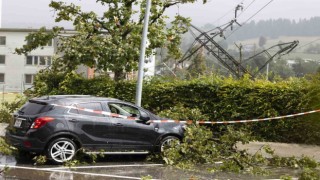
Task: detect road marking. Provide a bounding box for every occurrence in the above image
[265,179,298,180]
[0,164,161,180]
[43,163,163,170]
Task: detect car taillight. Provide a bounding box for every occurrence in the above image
[31,117,55,129]
[23,141,32,148]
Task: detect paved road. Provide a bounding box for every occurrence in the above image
[2,123,320,179]
[1,122,320,160]
[237,141,320,161]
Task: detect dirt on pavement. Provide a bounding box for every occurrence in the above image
[237,141,320,161]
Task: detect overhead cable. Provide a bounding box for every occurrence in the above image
[225,0,274,39]
[296,38,320,50]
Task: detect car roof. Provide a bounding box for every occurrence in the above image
[31,95,123,106]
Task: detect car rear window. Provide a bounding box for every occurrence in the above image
[19,101,53,115]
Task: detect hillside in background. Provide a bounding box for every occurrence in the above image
[168,18,320,79]
[227,17,320,41]
[182,17,320,53]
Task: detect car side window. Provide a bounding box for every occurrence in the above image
[69,102,104,117]
[108,103,140,117]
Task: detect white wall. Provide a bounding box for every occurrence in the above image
[144,53,155,77]
[0,0,2,28]
[0,29,54,92]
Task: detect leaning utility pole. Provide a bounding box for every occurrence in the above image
[234,43,243,75]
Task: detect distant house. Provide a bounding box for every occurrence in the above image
[0,28,55,92]
[0,28,94,92]
[0,28,155,92]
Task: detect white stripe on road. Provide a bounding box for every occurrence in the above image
[43,163,163,170]
[0,164,162,180]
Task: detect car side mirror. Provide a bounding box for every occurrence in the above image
[140,115,150,121]
[131,113,138,117]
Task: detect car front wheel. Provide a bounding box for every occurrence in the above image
[160,136,180,153]
[47,138,77,164]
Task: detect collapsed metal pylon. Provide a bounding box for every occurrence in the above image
[180,24,299,79]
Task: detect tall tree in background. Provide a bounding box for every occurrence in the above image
[258,36,267,48]
[16,0,207,81]
[187,46,207,78]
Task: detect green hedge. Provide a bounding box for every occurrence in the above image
[28,71,320,144]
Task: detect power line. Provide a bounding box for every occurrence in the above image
[213,0,244,27]
[211,8,235,25]
[225,0,274,39]
[243,0,274,24]
[237,0,257,18]
[296,38,320,50]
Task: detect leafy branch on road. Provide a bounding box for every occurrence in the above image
[158,106,320,179]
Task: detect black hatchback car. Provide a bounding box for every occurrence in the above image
[6,95,184,164]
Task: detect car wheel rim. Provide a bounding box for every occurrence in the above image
[50,141,75,163]
[161,138,179,152]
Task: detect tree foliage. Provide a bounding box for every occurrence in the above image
[258,36,267,47]
[186,46,207,78]
[15,0,207,80]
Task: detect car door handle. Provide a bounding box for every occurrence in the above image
[113,123,123,126]
[69,119,78,122]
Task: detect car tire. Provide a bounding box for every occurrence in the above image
[47,138,77,164]
[159,136,180,153]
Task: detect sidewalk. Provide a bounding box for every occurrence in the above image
[237,141,320,161]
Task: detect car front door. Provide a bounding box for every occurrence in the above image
[106,102,160,151]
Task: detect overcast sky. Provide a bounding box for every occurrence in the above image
[1,0,320,28]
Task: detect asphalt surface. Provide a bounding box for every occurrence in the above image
[237,141,320,161]
[1,123,320,179]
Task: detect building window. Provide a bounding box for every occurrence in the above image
[0,37,6,45]
[40,56,46,65]
[26,56,33,65]
[0,55,5,64]
[25,74,35,84]
[26,56,52,66]
[34,56,38,65]
[0,73,4,83]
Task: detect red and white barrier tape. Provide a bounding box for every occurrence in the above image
[148,109,320,124]
[51,104,139,120]
[52,104,320,124]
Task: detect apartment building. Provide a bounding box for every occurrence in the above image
[0,28,55,92]
[0,28,155,92]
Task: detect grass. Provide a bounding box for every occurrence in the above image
[0,93,20,104]
[235,36,320,50]
[229,36,320,62]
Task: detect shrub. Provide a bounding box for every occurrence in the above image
[0,95,28,124]
[27,71,320,144]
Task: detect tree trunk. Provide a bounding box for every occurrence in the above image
[114,70,126,81]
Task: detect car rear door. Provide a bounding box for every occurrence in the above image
[65,102,114,150]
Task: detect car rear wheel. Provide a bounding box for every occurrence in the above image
[47,138,77,164]
[160,136,180,152]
